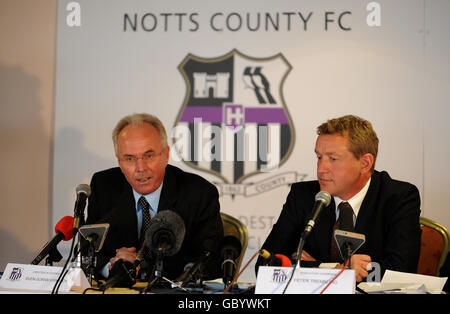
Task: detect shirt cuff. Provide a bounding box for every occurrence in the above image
[319,263,340,268]
[100,262,111,278]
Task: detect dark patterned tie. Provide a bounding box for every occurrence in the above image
[329,202,354,262]
[138,196,152,268]
[139,196,152,242]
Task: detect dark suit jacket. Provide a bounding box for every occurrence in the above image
[86,164,224,280]
[256,170,422,278]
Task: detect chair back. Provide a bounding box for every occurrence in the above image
[417,217,450,276]
[221,213,248,272]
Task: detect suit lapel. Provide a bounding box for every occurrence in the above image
[355,171,380,234]
[157,165,178,213]
[113,179,138,242]
[312,199,336,260]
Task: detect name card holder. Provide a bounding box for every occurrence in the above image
[0,263,90,293]
[255,266,355,294]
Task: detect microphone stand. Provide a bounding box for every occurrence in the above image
[178,251,211,289]
[343,242,353,269]
[51,231,78,294]
[45,247,63,266]
[82,238,97,285]
[282,227,312,294]
[294,227,313,267]
[144,250,188,293]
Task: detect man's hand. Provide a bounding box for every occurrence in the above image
[293,251,372,282]
[108,247,137,270]
[291,250,317,262]
[300,250,317,262]
[336,254,372,282]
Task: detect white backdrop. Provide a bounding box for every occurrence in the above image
[53,0,450,282]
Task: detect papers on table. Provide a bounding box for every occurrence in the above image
[358,270,448,294]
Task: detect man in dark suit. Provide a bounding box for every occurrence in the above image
[256,115,421,282]
[86,113,223,281]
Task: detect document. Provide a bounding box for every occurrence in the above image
[358,270,448,294]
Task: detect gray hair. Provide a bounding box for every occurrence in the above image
[112,113,168,154]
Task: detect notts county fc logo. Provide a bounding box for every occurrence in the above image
[272,268,288,283]
[173,50,299,195]
[8,267,23,281]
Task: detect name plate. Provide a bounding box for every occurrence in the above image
[255,266,355,294]
[0,263,90,293]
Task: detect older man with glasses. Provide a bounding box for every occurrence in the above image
[85,113,224,283]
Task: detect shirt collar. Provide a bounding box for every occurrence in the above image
[333,177,371,218]
[133,182,163,214]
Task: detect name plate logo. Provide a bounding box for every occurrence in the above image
[255,266,355,294]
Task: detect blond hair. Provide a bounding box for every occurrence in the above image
[317,115,378,172]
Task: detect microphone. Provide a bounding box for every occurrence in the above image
[100,239,147,290]
[303,191,332,234]
[219,235,242,286]
[334,205,365,262]
[101,259,137,289]
[143,210,186,283]
[282,191,332,294]
[78,223,110,253]
[73,184,91,232]
[30,216,74,265]
[259,249,292,267]
[176,251,211,287]
[334,230,365,263]
[145,210,186,257]
[294,191,331,266]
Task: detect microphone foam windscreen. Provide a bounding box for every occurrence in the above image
[219,235,242,259]
[315,190,331,206]
[274,254,292,267]
[55,216,74,240]
[76,183,91,196]
[146,210,186,257]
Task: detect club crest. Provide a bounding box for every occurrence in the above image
[173,49,295,186]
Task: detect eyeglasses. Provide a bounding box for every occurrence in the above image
[118,151,163,166]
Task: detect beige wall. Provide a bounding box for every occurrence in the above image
[0,0,57,270]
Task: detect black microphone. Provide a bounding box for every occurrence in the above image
[219,236,242,286]
[100,239,147,290]
[334,204,364,262]
[145,210,186,257]
[73,184,91,232]
[176,251,211,287]
[101,259,137,289]
[143,210,186,282]
[75,223,110,265]
[31,216,74,265]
